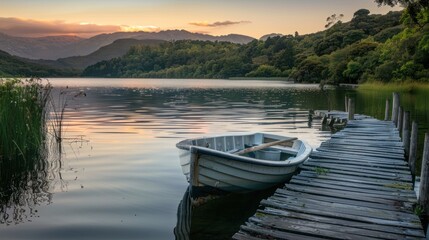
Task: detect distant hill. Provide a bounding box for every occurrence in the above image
[0,30,255,60]
[31,39,165,70]
[0,50,76,77]
[0,33,83,60]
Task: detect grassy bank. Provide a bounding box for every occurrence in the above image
[0,78,51,160]
[358,81,429,93]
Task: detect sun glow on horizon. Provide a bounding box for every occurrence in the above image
[120,25,161,33]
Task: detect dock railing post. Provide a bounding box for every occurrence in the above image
[397,106,403,134]
[384,98,390,121]
[392,92,400,126]
[345,96,349,112]
[403,111,411,157]
[348,98,355,120]
[419,133,429,218]
[409,121,418,180]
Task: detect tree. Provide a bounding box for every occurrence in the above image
[374,0,429,25]
[343,60,363,83]
[325,14,344,28]
[353,9,371,19]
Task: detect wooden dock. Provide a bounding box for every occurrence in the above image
[233,112,426,239]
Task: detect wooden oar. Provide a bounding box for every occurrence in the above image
[234,137,297,155]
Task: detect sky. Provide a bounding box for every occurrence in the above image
[0,0,402,38]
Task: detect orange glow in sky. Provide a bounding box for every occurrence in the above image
[0,0,402,38]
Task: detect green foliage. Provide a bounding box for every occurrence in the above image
[0,50,76,77]
[81,8,429,84]
[0,78,51,160]
[314,166,329,175]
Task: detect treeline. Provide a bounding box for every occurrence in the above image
[0,50,77,78]
[81,8,427,83]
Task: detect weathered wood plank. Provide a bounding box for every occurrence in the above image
[299,170,413,188]
[261,199,422,229]
[319,143,404,155]
[285,184,415,205]
[310,152,408,165]
[304,161,411,175]
[261,208,425,238]
[293,175,415,195]
[306,158,410,170]
[250,213,420,240]
[232,232,266,240]
[249,216,380,240]
[240,223,326,240]
[300,165,412,182]
[268,194,419,222]
[322,140,404,149]
[315,148,405,160]
[275,188,412,212]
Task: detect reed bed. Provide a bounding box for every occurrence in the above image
[0,78,51,161]
[358,81,429,93]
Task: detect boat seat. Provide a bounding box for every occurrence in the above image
[227,148,240,154]
[271,146,299,155]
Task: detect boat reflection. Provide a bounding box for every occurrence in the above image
[174,186,276,240]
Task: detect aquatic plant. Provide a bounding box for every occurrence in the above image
[314,166,329,175]
[0,78,53,224]
[0,78,51,160]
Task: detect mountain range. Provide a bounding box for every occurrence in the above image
[0,30,255,60]
[29,38,165,70]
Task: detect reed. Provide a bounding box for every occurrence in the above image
[0,78,51,161]
[358,81,429,93]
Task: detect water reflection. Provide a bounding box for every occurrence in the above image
[0,79,336,240]
[174,187,277,240]
[0,143,56,225]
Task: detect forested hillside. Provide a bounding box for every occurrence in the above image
[0,50,76,77]
[82,9,429,84]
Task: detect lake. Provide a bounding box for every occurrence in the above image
[0,78,427,240]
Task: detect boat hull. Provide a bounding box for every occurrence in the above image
[177,133,311,193]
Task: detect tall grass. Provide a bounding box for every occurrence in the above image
[0,78,51,161]
[358,81,429,93]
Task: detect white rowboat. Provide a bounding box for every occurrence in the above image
[176,133,312,194]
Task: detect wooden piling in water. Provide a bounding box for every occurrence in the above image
[419,133,429,217]
[397,106,403,134]
[403,111,410,157]
[384,99,390,121]
[392,92,400,126]
[409,121,418,178]
[345,96,349,112]
[347,98,355,120]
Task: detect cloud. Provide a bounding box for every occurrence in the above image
[120,25,160,33]
[0,17,122,37]
[189,20,251,27]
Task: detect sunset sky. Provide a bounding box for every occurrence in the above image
[0,0,402,38]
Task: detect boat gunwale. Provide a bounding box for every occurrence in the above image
[190,146,310,167]
[176,133,312,167]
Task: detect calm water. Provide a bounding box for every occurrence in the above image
[0,78,427,239]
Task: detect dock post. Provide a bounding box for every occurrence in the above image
[409,121,418,178]
[322,115,328,125]
[190,147,200,187]
[347,98,355,120]
[392,92,400,126]
[403,111,411,157]
[384,98,390,121]
[419,133,429,218]
[397,106,403,134]
[345,96,349,112]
